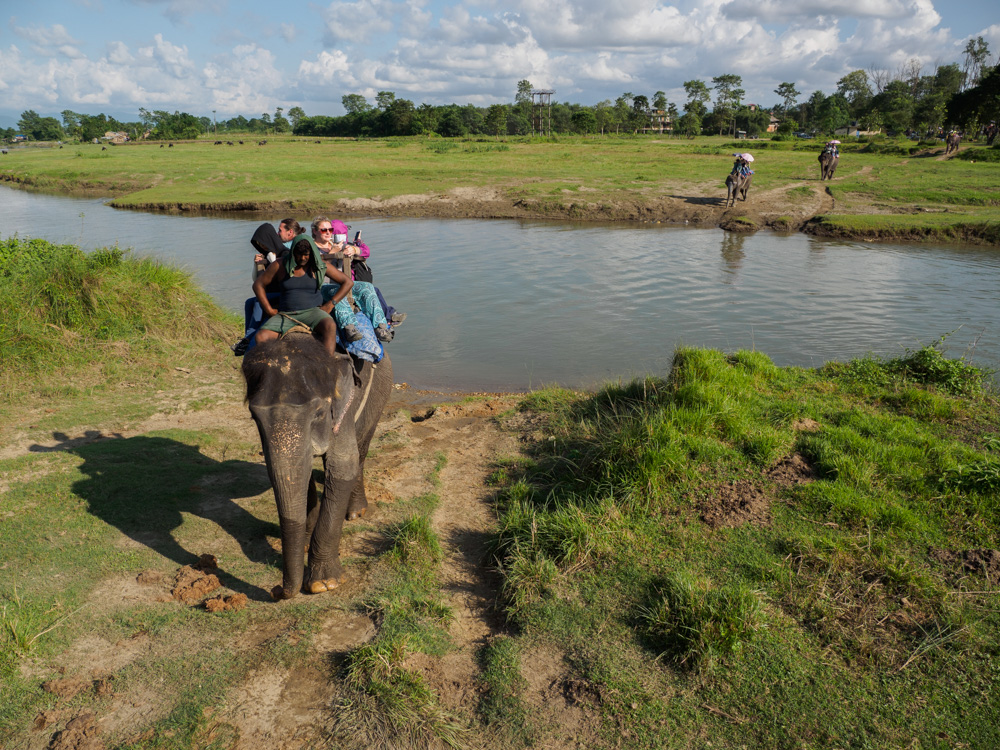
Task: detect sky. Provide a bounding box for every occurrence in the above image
[1,0,998,129]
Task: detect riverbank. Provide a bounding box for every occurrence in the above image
[2,134,998,245]
[2,239,1000,748]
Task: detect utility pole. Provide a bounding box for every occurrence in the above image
[213,110,217,135]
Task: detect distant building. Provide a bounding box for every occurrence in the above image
[644,109,673,134]
[103,131,129,144]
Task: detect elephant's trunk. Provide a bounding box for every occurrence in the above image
[250,398,333,596]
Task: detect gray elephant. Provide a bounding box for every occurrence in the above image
[725,172,752,207]
[819,151,838,180]
[945,132,961,155]
[242,333,392,600]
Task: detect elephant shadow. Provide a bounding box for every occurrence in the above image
[30,431,279,601]
[669,193,731,207]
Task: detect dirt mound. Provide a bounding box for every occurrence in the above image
[929,548,1000,581]
[203,593,249,612]
[171,555,221,603]
[48,713,104,750]
[699,479,770,529]
[767,452,816,487]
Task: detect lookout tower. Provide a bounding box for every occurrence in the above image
[531,90,554,136]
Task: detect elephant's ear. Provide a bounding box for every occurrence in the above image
[330,356,358,434]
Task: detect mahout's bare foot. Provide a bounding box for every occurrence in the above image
[346,507,366,521]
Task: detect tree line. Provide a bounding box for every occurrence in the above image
[7,39,997,144]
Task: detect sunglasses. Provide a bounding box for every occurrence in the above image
[318,227,334,233]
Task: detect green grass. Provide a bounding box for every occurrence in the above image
[3,134,999,243]
[480,344,1000,747]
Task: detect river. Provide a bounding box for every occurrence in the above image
[3,185,998,391]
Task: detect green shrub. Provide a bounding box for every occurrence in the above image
[640,571,762,669]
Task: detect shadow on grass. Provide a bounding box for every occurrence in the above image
[669,194,731,207]
[30,431,277,601]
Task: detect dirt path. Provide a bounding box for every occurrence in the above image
[13,381,536,749]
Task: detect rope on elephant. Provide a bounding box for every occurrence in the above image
[277,313,312,336]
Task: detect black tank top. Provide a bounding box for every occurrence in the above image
[279,271,322,311]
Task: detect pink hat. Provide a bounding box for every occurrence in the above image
[330,220,350,235]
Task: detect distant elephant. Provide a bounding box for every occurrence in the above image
[242,333,392,600]
[819,151,838,180]
[725,172,753,207]
[945,132,961,155]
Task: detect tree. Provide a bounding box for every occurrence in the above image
[515,80,533,107]
[485,104,508,139]
[375,91,396,111]
[871,81,913,133]
[653,91,667,111]
[287,107,306,128]
[61,110,82,135]
[774,82,800,114]
[342,94,370,115]
[17,110,64,141]
[712,74,745,135]
[682,79,710,118]
[836,70,872,121]
[273,107,291,133]
[961,36,991,90]
[594,100,613,134]
[676,111,702,137]
[571,108,598,134]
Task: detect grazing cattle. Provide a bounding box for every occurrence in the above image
[239,140,244,144]
[160,144,165,148]
[215,141,222,145]
[101,146,107,151]
[227,141,234,145]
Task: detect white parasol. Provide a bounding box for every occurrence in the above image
[827,140,841,145]
[741,153,754,162]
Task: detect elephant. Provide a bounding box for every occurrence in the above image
[242,332,392,600]
[819,151,838,180]
[945,132,961,155]
[725,172,752,207]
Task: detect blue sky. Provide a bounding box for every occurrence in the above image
[1,0,997,129]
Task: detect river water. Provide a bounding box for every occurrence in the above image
[3,185,998,391]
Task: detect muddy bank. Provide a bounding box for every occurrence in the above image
[3,173,996,245]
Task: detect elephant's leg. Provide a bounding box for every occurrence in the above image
[346,468,368,521]
[272,514,307,600]
[305,477,353,592]
[306,441,359,593]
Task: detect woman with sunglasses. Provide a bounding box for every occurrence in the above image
[312,217,394,344]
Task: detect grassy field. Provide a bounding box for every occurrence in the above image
[2,134,999,244]
[2,239,999,748]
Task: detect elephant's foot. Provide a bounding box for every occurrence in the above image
[270,584,298,601]
[306,561,346,594]
[306,574,346,594]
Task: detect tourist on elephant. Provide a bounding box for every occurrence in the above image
[731,153,753,177]
[252,233,359,355]
[311,217,395,343]
[251,218,301,274]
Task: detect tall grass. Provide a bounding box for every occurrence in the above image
[0,236,238,398]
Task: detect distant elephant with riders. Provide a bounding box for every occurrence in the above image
[818,151,838,180]
[945,132,961,155]
[725,172,752,207]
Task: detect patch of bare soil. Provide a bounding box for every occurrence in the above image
[698,452,816,529]
[698,478,771,529]
[929,548,1000,583]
